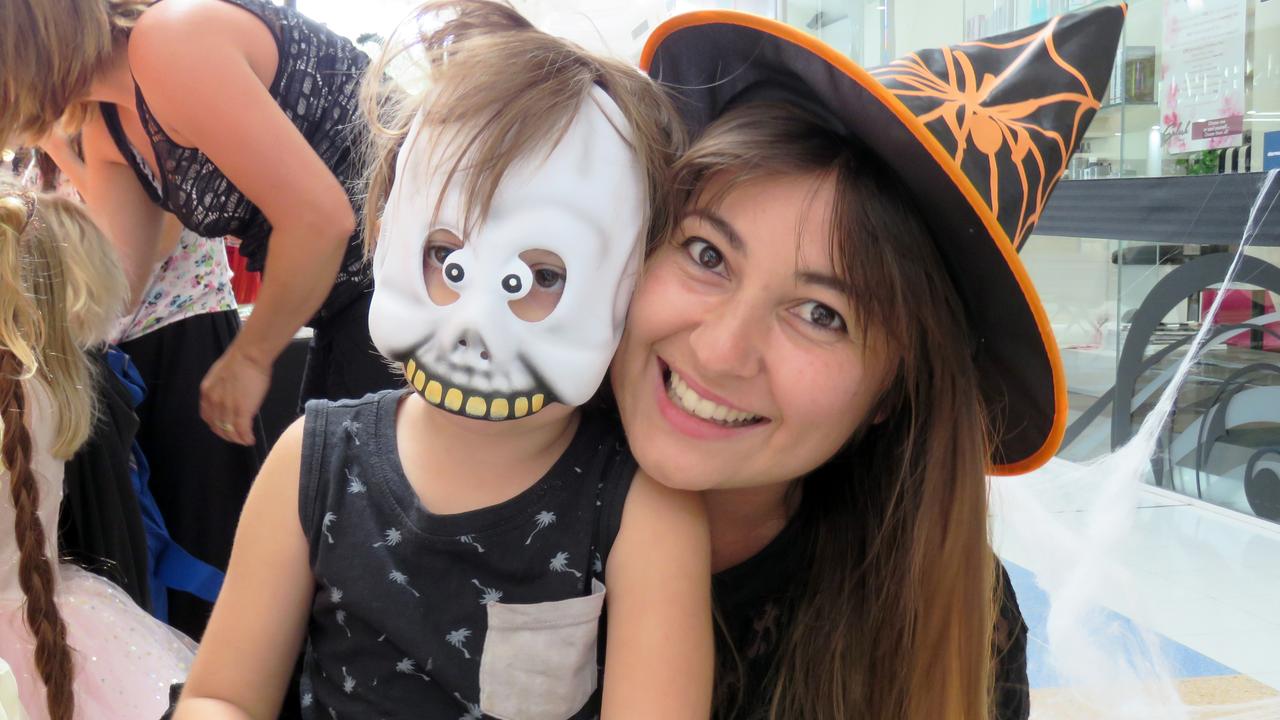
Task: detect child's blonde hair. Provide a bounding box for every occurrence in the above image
[0,184,127,720]
[359,0,685,256]
[1,185,127,455]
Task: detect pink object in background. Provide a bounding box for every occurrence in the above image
[1202,289,1279,351]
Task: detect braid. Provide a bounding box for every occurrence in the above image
[0,350,75,720]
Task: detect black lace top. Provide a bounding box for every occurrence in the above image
[104,0,372,322]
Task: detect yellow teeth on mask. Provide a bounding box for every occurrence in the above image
[425,381,443,404]
[490,398,510,420]
[403,359,543,421]
[444,388,463,411]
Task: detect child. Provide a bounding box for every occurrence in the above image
[174,3,713,719]
[0,185,196,720]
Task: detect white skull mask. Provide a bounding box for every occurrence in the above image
[368,87,647,420]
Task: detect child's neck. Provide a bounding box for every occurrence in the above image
[396,392,581,515]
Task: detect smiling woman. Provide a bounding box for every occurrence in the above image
[611,102,1013,719]
[609,5,1126,718]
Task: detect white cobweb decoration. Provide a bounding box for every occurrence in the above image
[991,171,1280,719]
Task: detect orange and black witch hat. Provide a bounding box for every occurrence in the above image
[642,5,1125,475]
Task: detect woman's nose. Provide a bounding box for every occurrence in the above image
[687,297,764,379]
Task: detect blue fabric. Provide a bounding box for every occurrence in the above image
[105,348,224,617]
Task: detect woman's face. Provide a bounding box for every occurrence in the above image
[612,171,895,492]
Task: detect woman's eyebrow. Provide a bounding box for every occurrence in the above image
[685,208,745,254]
[797,270,853,295]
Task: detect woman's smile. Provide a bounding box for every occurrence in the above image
[654,357,769,439]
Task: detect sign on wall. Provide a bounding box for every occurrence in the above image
[1161,0,1247,154]
[1265,131,1280,172]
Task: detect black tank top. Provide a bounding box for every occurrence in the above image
[298,390,635,719]
[100,0,372,322]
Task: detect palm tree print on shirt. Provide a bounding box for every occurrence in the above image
[373,528,403,548]
[458,534,484,552]
[525,510,556,544]
[446,628,472,659]
[335,608,352,637]
[341,666,356,694]
[389,570,421,597]
[329,586,343,604]
[550,551,582,578]
[321,512,337,544]
[470,579,502,606]
[396,657,432,682]
[454,692,483,720]
[345,468,366,494]
[341,418,361,445]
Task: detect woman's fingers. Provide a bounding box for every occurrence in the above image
[200,347,271,446]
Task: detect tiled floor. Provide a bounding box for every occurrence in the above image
[990,458,1280,716]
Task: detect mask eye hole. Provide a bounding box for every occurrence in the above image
[423,228,462,306]
[510,249,565,322]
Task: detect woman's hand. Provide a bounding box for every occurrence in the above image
[200,343,271,446]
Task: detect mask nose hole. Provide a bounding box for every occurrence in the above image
[449,330,491,369]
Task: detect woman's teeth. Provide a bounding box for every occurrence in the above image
[666,370,760,426]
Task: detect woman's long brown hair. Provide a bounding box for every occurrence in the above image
[1,0,154,141]
[671,103,999,719]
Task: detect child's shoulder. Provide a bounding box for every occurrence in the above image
[303,388,403,415]
[298,389,404,490]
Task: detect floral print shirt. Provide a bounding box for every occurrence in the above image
[114,229,236,343]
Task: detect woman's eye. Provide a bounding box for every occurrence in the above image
[795,301,847,333]
[683,237,725,272]
[532,267,565,290]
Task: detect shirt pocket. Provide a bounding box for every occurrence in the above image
[478,579,606,720]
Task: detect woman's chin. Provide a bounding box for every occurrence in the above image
[630,448,726,492]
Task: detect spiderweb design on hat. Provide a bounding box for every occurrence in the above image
[871,11,1119,251]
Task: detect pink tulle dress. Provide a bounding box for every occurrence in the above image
[0,380,195,719]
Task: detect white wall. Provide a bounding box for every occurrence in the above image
[1250,0,1280,170]
[892,0,964,53]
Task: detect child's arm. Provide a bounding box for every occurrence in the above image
[173,418,314,720]
[602,471,713,719]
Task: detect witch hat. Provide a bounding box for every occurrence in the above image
[643,5,1126,474]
